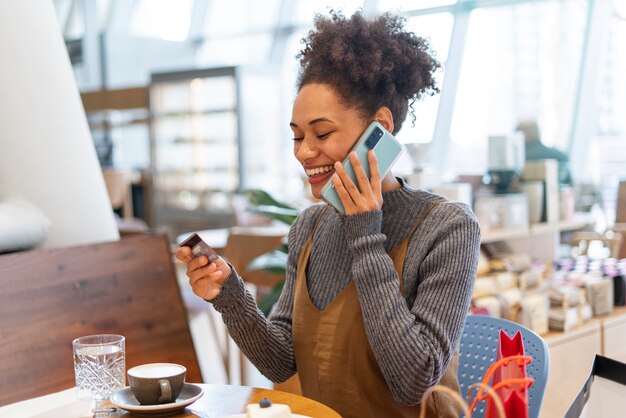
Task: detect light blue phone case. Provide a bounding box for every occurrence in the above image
[320,121,403,214]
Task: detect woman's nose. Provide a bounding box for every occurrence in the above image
[295,137,317,161]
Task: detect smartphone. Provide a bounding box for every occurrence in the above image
[179,232,219,263]
[320,121,403,214]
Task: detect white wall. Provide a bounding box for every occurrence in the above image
[0,0,118,249]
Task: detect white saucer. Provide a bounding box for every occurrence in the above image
[110,383,204,416]
[225,415,309,418]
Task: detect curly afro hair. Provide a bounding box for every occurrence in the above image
[296,10,441,134]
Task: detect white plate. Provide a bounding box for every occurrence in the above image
[110,383,203,416]
[224,415,309,418]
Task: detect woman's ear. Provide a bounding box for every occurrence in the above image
[374,106,394,133]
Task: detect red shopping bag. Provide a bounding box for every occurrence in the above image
[485,330,530,418]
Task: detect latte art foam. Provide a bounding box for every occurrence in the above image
[128,364,184,378]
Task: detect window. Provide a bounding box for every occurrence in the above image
[395,12,453,145]
[195,34,273,67]
[447,1,588,179]
[64,0,85,39]
[129,0,192,42]
[202,0,281,37]
[587,0,626,223]
[195,0,281,67]
[378,0,457,13]
[292,1,365,26]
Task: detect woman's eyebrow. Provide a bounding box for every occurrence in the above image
[289,117,335,129]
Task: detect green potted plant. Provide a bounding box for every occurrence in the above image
[241,189,299,315]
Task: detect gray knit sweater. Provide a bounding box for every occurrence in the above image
[211,180,480,406]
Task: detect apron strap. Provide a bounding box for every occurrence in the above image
[311,206,329,236]
[391,200,443,289]
[406,200,443,241]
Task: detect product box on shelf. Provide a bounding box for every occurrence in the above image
[523,159,559,223]
[474,192,529,231]
[585,279,614,316]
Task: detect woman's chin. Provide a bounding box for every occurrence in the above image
[310,186,322,200]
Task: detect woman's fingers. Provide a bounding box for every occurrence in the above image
[188,261,220,284]
[332,151,383,214]
[368,150,382,203]
[189,263,224,301]
[349,151,376,201]
[175,246,193,263]
[334,159,362,200]
[181,252,230,301]
[190,277,222,300]
[332,171,357,214]
[186,255,207,276]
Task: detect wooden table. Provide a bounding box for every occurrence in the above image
[0,384,341,418]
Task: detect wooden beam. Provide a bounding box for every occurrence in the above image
[80,86,148,112]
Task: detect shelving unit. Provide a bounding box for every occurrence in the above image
[540,319,602,418]
[149,67,241,239]
[81,87,151,223]
[479,210,619,417]
[538,306,626,417]
[480,215,591,261]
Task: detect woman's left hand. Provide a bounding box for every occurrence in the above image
[332,150,383,215]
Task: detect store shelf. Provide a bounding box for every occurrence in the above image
[540,319,602,418]
[481,226,530,243]
[538,306,626,417]
[149,67,242,240]
[481,216,590,244]
[598,305,626,363]
[152,108,235,118]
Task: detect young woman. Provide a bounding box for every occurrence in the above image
[177,10,480,418]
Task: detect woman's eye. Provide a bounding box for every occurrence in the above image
[292,136,304,141]
[317,131,333,139]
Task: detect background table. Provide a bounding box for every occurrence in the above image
[0,384,341,418]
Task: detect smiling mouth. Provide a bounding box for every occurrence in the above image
[305,165,334,177]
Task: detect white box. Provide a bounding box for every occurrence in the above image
[474,193,529,231]
[431,183,473,207]
[488,133,525,171]
[523,160,560,223]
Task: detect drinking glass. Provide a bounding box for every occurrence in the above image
[73,334,125,413]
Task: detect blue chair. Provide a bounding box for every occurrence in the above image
[457,315,550,418]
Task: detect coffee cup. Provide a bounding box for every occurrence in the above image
[127,363,186,405]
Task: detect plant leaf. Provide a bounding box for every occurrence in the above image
[246,205,299,225]
[246,251,288,274]
[276,243,288,254]
[242,189,295,209]
[239,189,297,315]
[258,281,285,316]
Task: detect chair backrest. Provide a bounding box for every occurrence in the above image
[223,226,287,289]
[102,168,133,218]
[0,234,202,406]
[458,314,550,418]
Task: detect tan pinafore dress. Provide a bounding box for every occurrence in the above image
[292,204,462,418]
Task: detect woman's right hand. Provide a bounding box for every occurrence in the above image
[175,246,232,301]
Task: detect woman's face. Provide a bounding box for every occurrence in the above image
[290,83,368,198]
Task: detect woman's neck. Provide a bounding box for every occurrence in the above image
[381,172,402,192]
